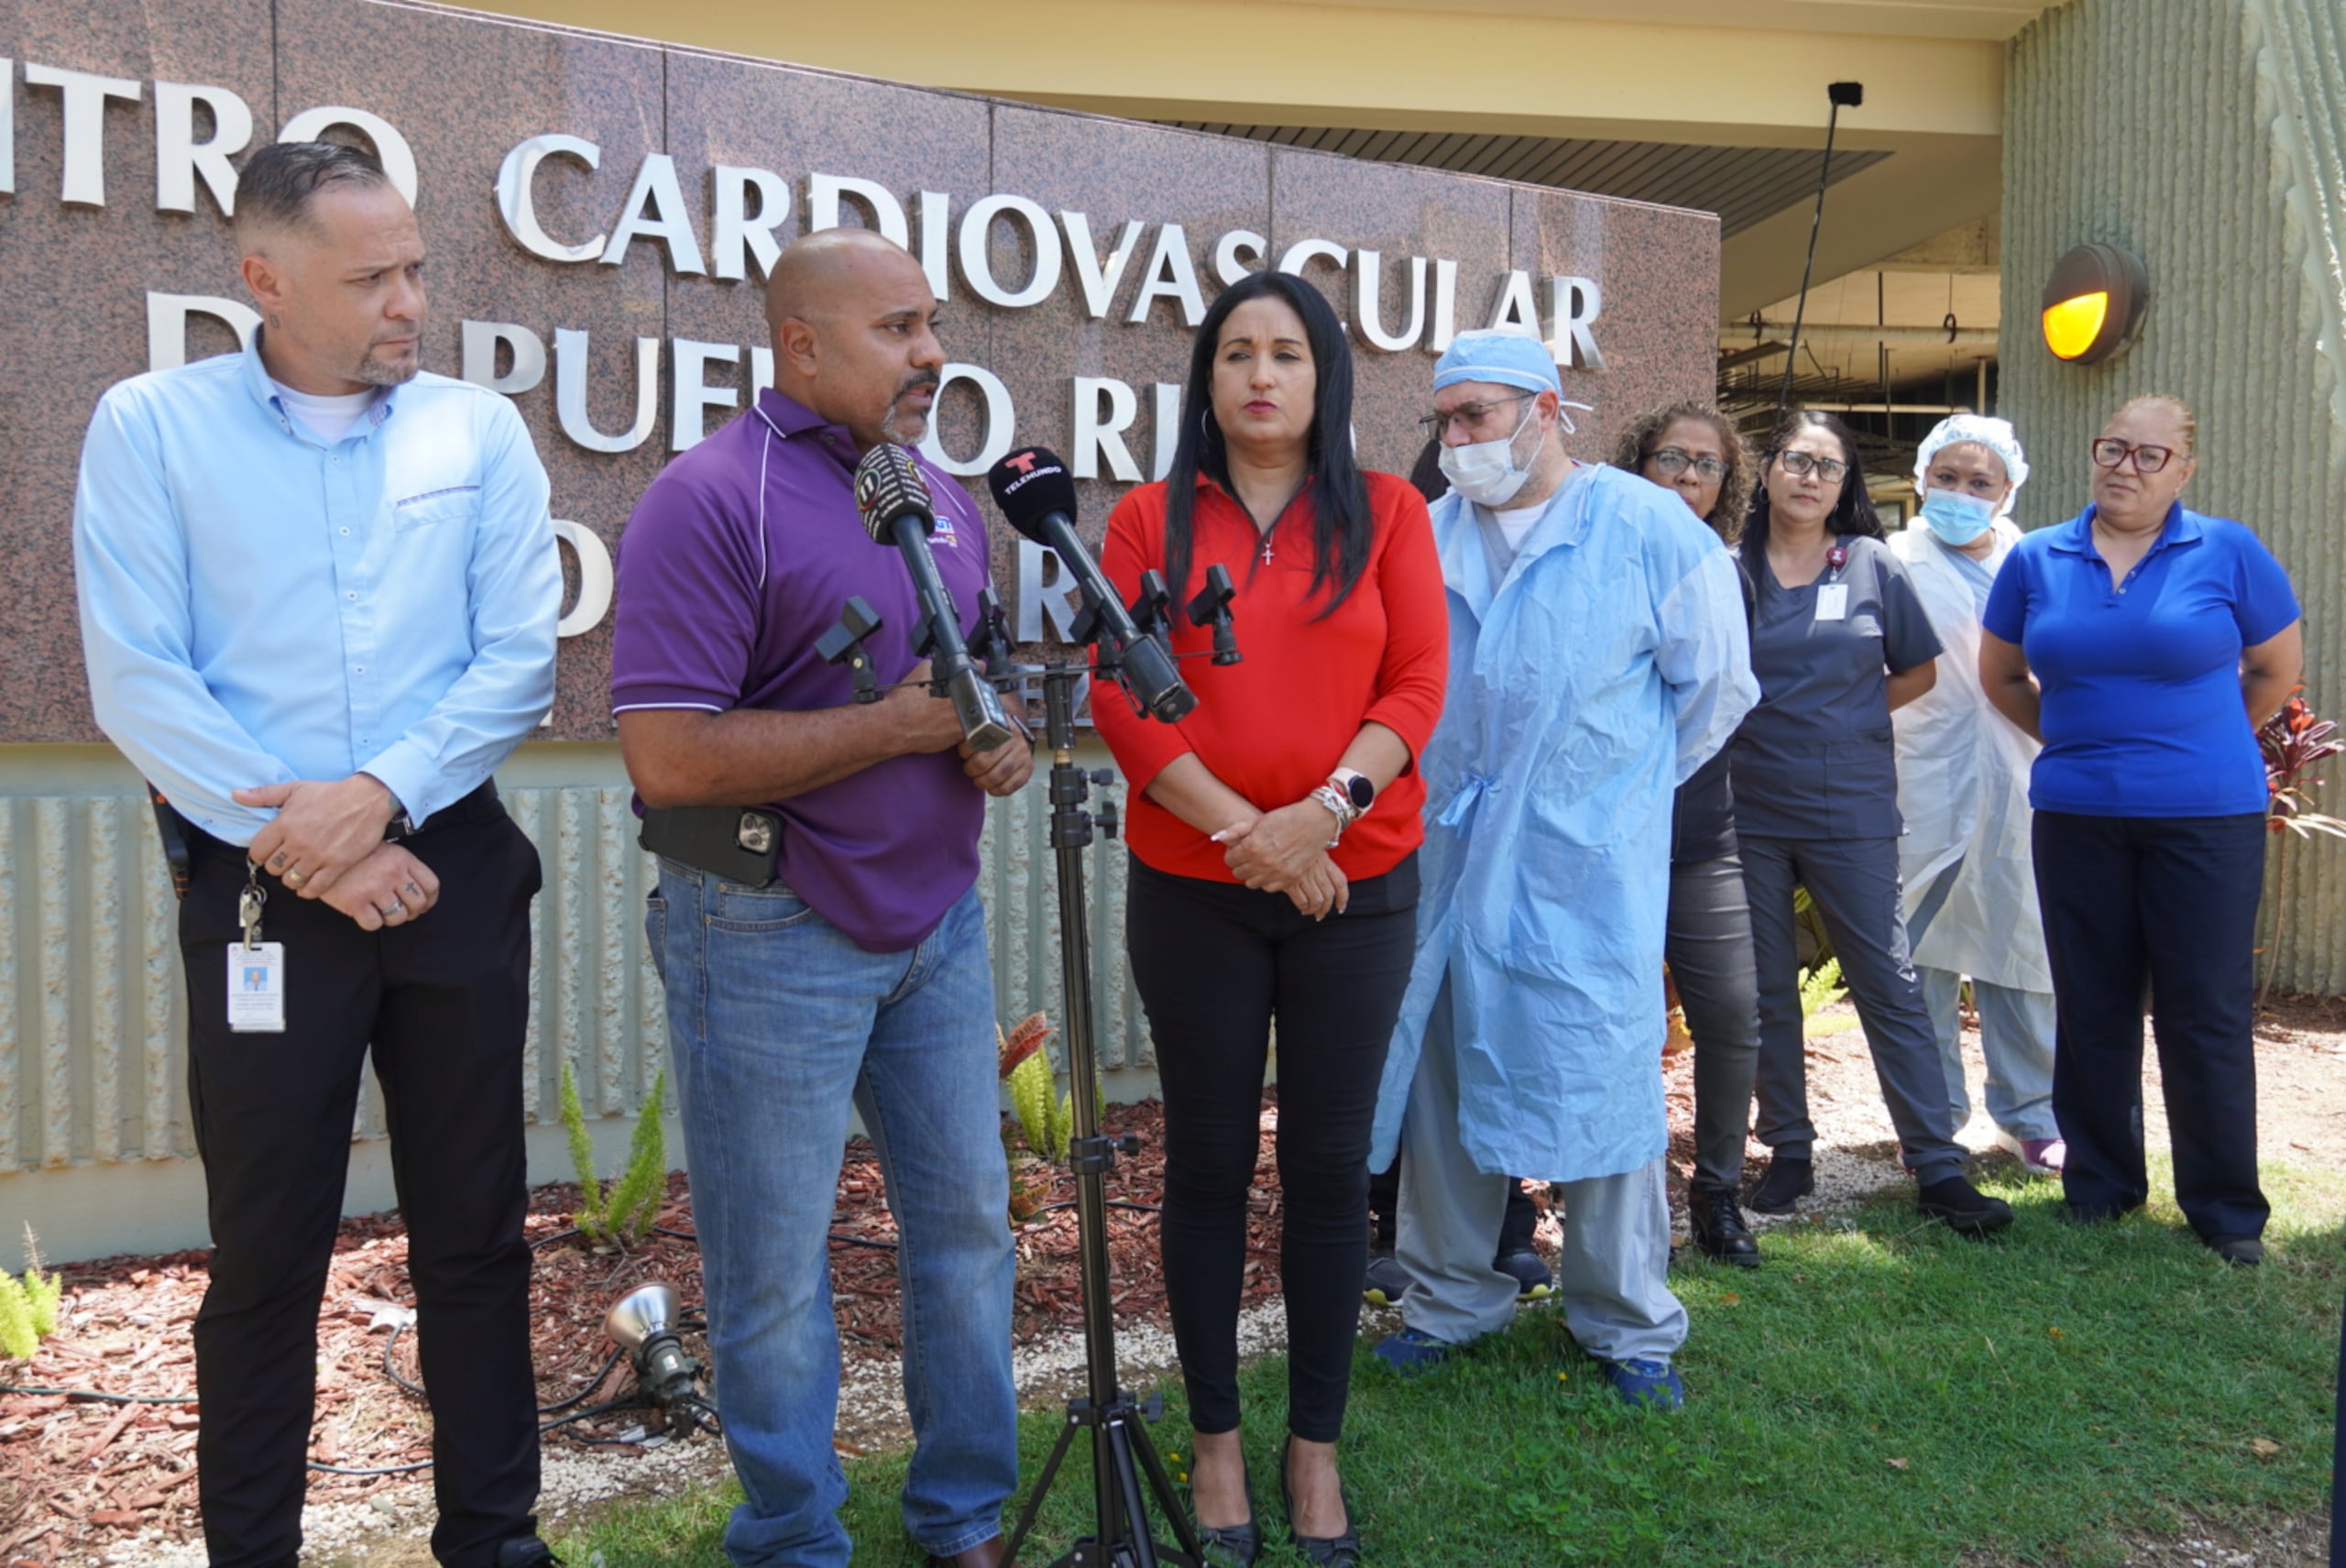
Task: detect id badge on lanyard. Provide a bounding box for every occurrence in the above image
[1814,542,1851,621]
[228,859,287,1033]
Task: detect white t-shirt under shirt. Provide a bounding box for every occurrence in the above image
[271,380,378,443]
[1492,504,1545,550]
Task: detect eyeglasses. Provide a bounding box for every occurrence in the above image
[1775,450,1851,484]
[1646,448,1730,483]
[2089,437,2176,474]
[1418,391,1533,441]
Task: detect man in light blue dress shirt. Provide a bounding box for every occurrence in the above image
[72,142,561,1568]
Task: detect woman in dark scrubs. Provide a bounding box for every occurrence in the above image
[1731,411,2012,1234]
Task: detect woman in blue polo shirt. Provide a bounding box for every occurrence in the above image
[1980,394,2302,1267]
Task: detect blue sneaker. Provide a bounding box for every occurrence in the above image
[1593,1357,1684,1411]
[1372,1328,1454,1376]
[1495,1250,1554,1301]
[1363,1253,1413,1308]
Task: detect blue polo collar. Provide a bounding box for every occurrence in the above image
[2048,501,2203,558]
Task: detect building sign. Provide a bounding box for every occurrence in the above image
[0,0,1719,740]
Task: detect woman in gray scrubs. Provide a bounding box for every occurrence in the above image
[1731,411,2012,1234]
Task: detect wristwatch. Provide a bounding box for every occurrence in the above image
[1329,767,1376,817]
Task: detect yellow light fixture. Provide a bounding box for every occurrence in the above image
[2041,243,2148,364]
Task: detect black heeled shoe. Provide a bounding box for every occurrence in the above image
[1281,1434,1362,1566]
[1190,1450,1260,1567]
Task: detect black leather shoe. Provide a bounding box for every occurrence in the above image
[1281,1435,1361,1566]
[1193,1453,1262,1568]
[2206,1234,2264,1267]
[927,1537,1005,1567]
[1917,1174,2013,1235]
[494,1541,562,1568]
[2062,1200,2124,1225]
[1687,1182,1760,1267]
[1747,1155,1814,1214]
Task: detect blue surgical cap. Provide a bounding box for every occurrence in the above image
[1433,329,1562,398]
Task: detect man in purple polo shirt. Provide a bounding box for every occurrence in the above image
[610,227,1031,1568]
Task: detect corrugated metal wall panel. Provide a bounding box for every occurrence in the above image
[2002,0,2346,993]
[1,776,1147,1177]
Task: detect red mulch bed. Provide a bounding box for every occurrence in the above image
[0,1046,1720,1568]
[0,1098,1299,1568]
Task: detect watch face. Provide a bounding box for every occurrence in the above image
[1343,773,1376,810]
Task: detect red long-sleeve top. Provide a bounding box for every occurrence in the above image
[1091,470,1449,883]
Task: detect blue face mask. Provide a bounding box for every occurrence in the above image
[1919,488,1997,545]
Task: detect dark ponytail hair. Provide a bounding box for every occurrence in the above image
[1163,271,1372,619]
[1741,410,1883,568]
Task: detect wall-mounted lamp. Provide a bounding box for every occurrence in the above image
[2041,243,2149,364]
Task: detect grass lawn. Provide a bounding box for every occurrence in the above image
[557,1160,2343,1567]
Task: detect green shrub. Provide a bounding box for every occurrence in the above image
[0,1232,62,1360]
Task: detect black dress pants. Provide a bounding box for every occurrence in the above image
[179,793,543,1568]
[1126,853,1416,1444]
[2032,810,2269,1241]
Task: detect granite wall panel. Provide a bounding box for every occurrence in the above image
[1,0,1718,742]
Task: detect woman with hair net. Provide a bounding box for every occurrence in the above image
[1890,416,2065,1176]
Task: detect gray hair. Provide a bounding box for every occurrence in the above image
[233,140,393,244]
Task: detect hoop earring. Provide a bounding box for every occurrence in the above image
[1200,408,1217,443]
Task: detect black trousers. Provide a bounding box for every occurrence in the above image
[1366,1161,1534,1257]
[2032,810,2269,1240]
[1126,853,1417,1444]
[180,793,543,1568]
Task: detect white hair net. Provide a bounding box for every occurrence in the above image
[1913,414,2029,513]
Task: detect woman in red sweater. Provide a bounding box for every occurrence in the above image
[1094,271,1446,1566]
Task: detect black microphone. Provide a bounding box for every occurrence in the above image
[985,447,1195,724]
[851,443,1016,753]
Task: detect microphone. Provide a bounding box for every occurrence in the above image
[985,447,1195,724]
[851,443,1016,753]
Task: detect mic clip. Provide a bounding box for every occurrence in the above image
[1125,570,1174,638]
[972,585,1016,675]
[1185,563,1242,666]
[816,596,887,704]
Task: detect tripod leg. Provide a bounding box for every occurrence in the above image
[1003,1411,1082,1566]
[1103,1415,1162,1568]
[1124,1415,1207,1561]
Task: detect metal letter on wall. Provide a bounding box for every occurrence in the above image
[554,329,660,454]
[601,153,707,275]
[280,106,417,205]
[806,171,910,248]
[712,165,789,281]
[1063,212,1145,320]
[1214,228,1266,289]
[1072,377,1144,482]
[958,194,1062,309]
[145,291,259,371]
[154,82,252,215]
[1550,276,1605,369]
[496,134,605,264]
[1,59,14,196]
[917,361,1015,476]
[1129,224,1207,327]
[22,64,141,206]
[1354,251,1428,353]
[670,339,740,451]
[461,321,548,395]
[552,521,614,638]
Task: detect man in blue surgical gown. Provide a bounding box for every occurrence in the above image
[1369,331,1758,1410]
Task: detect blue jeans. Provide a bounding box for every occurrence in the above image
[648,866,1016,1567]
[1907,860,2059,1144]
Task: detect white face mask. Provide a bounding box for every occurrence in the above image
[1438,400,1541,507]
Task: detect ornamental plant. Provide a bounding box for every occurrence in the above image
[560,1059,670,1248]
[0,1230,62,1360]
[2257,687,2346,1003]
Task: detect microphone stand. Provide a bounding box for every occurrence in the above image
[1002,653,1203,1568]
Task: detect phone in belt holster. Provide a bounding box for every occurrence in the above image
[639,806,784,887]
